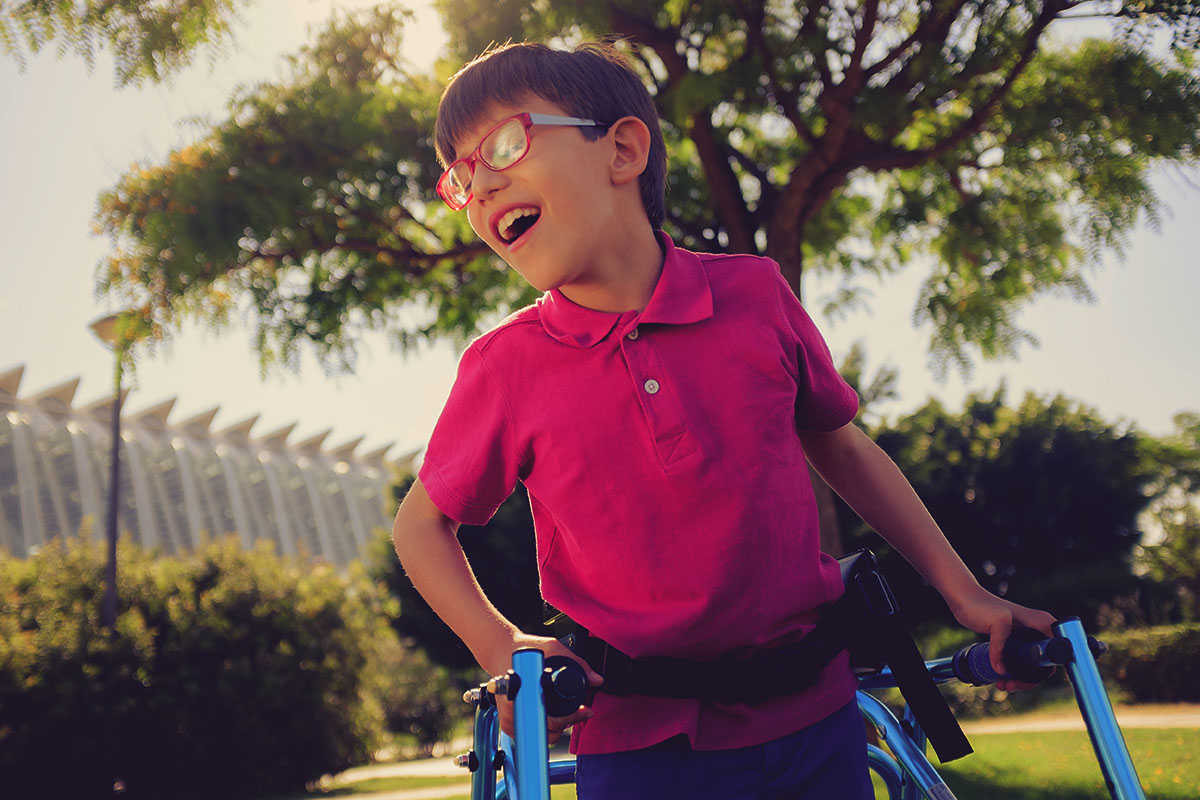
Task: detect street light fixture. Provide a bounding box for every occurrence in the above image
[88,308,148,630]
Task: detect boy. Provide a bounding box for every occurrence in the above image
[393,41,1056,799]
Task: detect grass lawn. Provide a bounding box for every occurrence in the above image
[938,728,1199,800]
[295,775,471,798]
[294,728,1198,799]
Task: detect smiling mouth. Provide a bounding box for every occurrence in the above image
[501,211,541,248]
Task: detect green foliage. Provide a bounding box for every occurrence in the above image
[1100,622,1200,702]
[369,634,461,754]
[841,389,1169,627]
[93,5,539,376]
[0,534,425,799]
[1138,505,1200,619]
[0,0,243,87]
[1133,412,1200,618]
[87,3,1200,377]
[836,342,900,422]
[370,476,543,672]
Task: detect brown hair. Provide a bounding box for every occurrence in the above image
[435,40,667,229]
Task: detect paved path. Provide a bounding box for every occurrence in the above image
[961,702,1200,735]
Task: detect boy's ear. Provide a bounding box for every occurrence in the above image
[607,116,651,186]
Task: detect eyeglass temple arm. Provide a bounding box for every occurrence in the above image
[526,113,604,127]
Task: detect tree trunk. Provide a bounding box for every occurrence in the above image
[773,240,847,558]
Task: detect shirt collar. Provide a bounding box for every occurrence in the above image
[537,230,714,349]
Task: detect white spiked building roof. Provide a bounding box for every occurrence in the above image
[0,362,417,564]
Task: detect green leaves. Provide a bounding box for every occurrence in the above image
[0,533,411,797]
[0,0,244,88]
[91,7,527,376]
[82,2,1200,376]
[843,389,1167,625]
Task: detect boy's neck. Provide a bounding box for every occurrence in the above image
[557,221,665,314]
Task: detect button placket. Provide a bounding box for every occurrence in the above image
[621,337,700,471]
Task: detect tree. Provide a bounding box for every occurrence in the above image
[93,2,1200,373]
[1136,412,1200,619]
[1138,504,1200,619]
[91,2,1200,551]
[839,388,1167,627]
[0,0,247,87]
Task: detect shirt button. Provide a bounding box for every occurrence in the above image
[643,379,660,395]
[627,328,639,340]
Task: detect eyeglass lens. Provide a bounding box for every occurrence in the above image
[445,117,529,203]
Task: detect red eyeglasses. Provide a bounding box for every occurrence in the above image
[436,112,609,210]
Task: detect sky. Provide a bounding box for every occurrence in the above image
[1,0,1196,469]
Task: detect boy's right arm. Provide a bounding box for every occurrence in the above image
[391,477,522,675]
[391,478,602,741]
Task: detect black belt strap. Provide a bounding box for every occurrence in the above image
[563,618,845,706]
[552,549,973,762]
[827,578,973,763]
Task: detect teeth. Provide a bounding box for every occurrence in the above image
[498,206,540,242]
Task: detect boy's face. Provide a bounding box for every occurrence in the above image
[449,93,625,293]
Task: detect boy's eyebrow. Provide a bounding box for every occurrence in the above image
[450,110,503,160]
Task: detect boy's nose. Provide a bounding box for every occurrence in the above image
[470,162,508,201]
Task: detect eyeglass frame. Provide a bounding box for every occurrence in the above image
[436,112,611,210]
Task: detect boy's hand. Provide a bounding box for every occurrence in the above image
[947,587,1057,692]
[489,633,604,745]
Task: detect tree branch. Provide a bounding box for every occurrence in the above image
[736,0,818,148]
[946,163,973,205]
[249,239,490,271]
[608,2,755,253]
[869,0,971,109]
[799,0,834,92]
[689,112,757,252]
[393,202,440,241]
[857,0,1066,172]
[724,135,777,225]
[844,0,881,91]
[865,0,970,82]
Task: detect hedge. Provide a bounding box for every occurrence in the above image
[1098,623,1200,702]
[0,533,443,799]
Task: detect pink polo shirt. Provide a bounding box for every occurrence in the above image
[419,231,860,755]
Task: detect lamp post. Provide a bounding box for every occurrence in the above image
[88,309,147,630]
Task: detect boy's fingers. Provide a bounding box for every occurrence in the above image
[546,706,593,744]
[989,615,1012,676]
[1019,609,1057,636]
[551,706,594,728]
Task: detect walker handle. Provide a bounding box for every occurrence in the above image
[951,624,1106,685]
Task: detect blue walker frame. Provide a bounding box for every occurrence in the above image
[458,618,1145,800]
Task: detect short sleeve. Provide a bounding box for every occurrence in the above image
[769,262,859,431]
[418,343,527,525]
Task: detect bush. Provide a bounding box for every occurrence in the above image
[0,534,403,799]
[1099,623,1200,702]
[370,634,463,755]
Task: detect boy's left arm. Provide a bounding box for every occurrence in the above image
[799,421,1057,691]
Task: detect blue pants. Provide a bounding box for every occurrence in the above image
[575,699,874,800]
